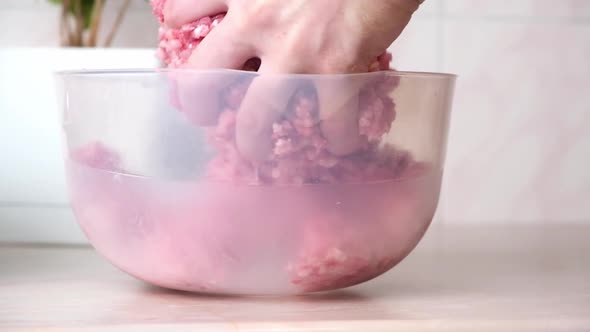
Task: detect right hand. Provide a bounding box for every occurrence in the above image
[163,0,421,161]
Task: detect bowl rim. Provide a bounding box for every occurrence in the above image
[55,68,457,80]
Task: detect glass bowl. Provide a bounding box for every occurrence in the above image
[56,69,455,295]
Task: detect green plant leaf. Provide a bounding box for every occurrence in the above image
[48,0,100,29]
[80,0,97,29]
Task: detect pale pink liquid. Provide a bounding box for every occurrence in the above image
[67,160,442,294]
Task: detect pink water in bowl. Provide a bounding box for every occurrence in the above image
[67,155,440,294]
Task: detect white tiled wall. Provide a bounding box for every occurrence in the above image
[441,18,590,223]
[392,1,590,224]
[439,1,590,224]
[1,0,589,243]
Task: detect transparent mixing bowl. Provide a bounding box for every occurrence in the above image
[56,69,455,295]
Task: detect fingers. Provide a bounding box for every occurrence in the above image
[171,23,255,126]
[169,71,234,126]
[163,0,228,28]
[185,17,253,70]
[235,62,300,161]
[315,75,367,155]
[235,63,370,161]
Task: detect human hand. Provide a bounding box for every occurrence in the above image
[161,0,421,161]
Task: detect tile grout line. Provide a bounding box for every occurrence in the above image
[436,0,445,73]
[0,202,70,209]
[438,14,590,25]
[436,0,447,225]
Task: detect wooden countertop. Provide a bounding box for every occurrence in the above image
[1,224,589,331]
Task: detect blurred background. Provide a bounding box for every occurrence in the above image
[0,0,589,243]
